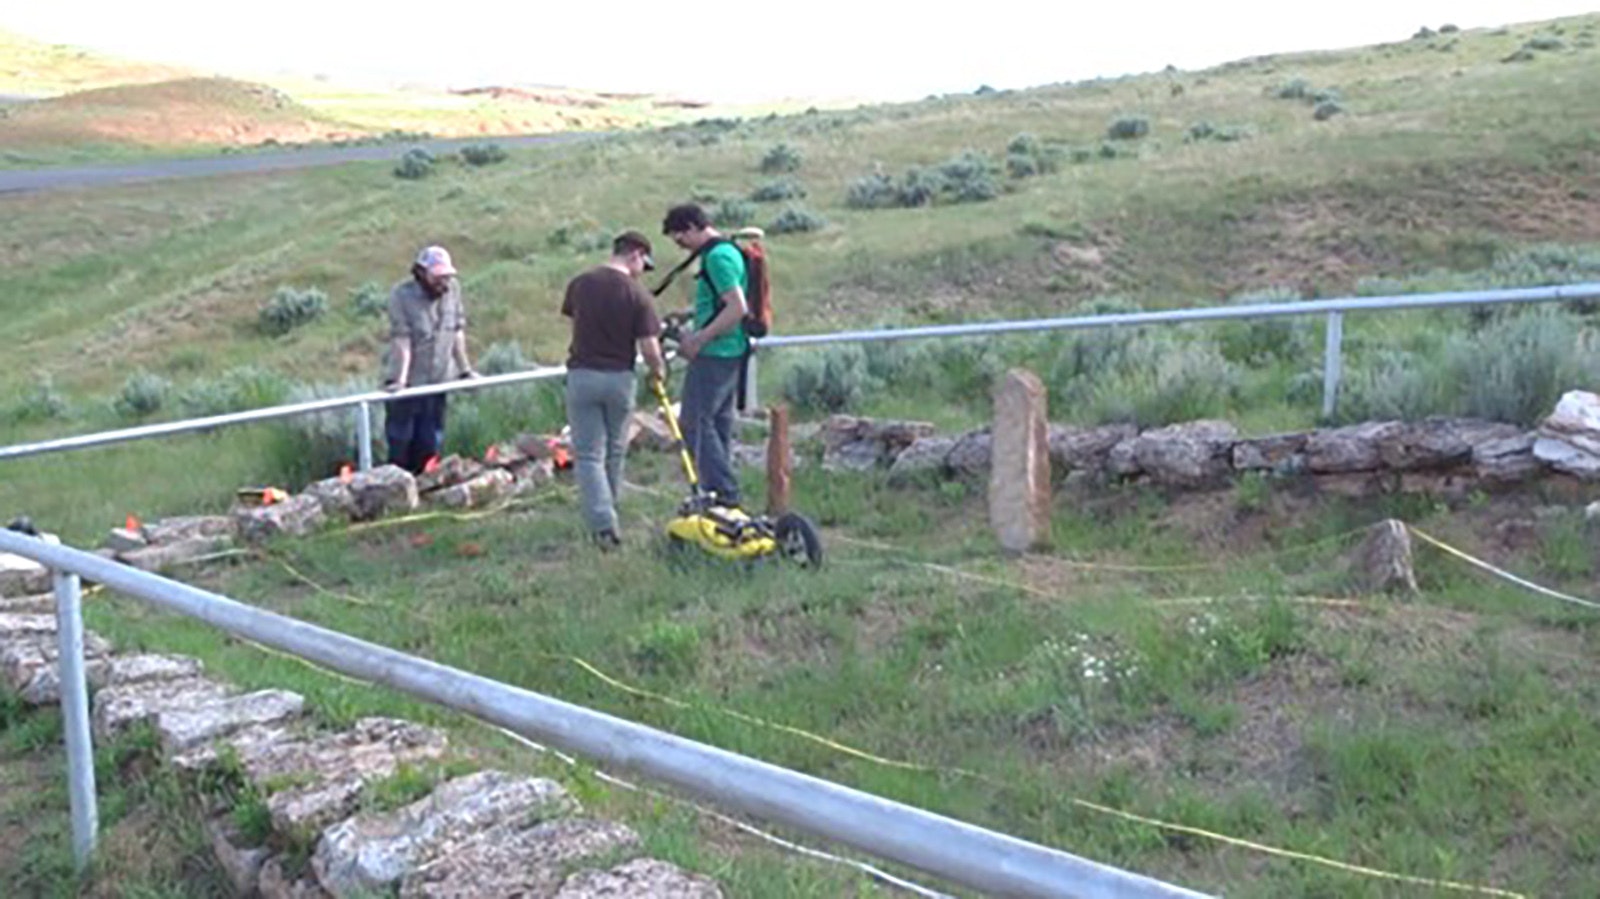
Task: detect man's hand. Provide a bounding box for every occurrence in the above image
[383,380,403,393]
[678,334,702,360]
[460,368,481,380]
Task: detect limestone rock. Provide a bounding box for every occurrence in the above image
[235,494,326,542]
[0,594,54,615]
[415,455,485,494]
[888,437,957,483]
[93,677,234,738]
[1107,438,1141,477]
[1130,420,1238,487]
[946,430,994,478]
[156,689,305,753]
[312,770,578,896]
[1375,418,1521,471]
[556,858,723,899]
[1305,422,1400,473]
[820,415,935,471]
[0,550,53,598]
[1047,424,1138,475]
[143,516,236,545]
[103,527,148,554]
[349,465,420,520]
[209,816,273,897]
[119,535,234,573]
[1231,432,1310,474]
[423,469,515,510]
[1474,433,1539,483]
[304,477,359,520]
[9,648,202,706]
[625,411,678,453]
[398,819,640,898]
[260,856,330,899]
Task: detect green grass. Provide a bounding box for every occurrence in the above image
[55,461,1600,896]
[0,716,233,897]
[7,12,1600,895]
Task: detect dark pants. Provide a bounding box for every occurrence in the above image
[386,394,448,474]
[681,355,742,505]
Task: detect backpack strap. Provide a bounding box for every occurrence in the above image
[649,242,710,298]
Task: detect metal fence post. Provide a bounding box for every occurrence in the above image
[1322,311,1344,421]
[53,570,98,872]
[745,352,760,411]
[356,401,374,472]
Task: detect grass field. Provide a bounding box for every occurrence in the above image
[4,12,1600,896]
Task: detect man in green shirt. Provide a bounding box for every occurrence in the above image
[662,203,748,507]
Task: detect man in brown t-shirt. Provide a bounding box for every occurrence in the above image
[562,231,666,547]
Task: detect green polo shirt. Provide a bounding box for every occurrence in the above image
[695,241,749,359]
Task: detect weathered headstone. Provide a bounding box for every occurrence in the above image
[989,369,1050,555]
[1352,519,1419,596]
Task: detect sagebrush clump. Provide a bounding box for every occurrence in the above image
[768,206,827,234]
[459,143,508,166]
[760,143,803,174]
[259,286,328,336]
[393,148,435,180]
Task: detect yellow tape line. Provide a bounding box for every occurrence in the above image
[555,652,1525,898]
[1064,796,1527,898]
[1408,525,1600,612]
[233,517,1522,896]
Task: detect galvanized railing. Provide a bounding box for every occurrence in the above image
[5,282,1600,467]
[750,282,1600,419]
[0,529,1206,898]
[0,366,569,466]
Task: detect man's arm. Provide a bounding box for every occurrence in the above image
[698,286,748,340]
[386,289,412,389]
[387,339,412,390]
[452,330,477,377]
[638,336,666,382]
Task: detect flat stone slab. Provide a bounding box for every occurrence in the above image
[156,689,305,753]
[209,816,273,897]
[399,818,639,898]
[93,676,234,737]
[119,535,234,573]
[259,855,331,899]
[0,551,53,598]
[555,858,723,898]
[313,770,577,896]
[0,594,55,615]
[143,515,236,544]
[0,613,60,642]
[8,647,203,705]
[171,717,451,834]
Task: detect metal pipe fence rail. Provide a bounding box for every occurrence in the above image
[0,529,1206,898]
[4,282,1600,467]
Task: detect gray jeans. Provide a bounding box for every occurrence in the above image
[565,368,636,534]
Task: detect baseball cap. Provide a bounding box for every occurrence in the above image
[614,230,656,271]
[415,245,456,277]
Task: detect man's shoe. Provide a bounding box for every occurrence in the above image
[592,529,622,552]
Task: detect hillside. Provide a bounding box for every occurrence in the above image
[4,14,1600,895]
[0,28,789,164]
[0,28,196,96]
[0,77,359,149]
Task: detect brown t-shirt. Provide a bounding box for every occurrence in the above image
[562,265,662,371]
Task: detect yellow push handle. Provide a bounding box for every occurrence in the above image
[650,377,700,490]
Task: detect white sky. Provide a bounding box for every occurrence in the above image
[4,1,1594,102]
